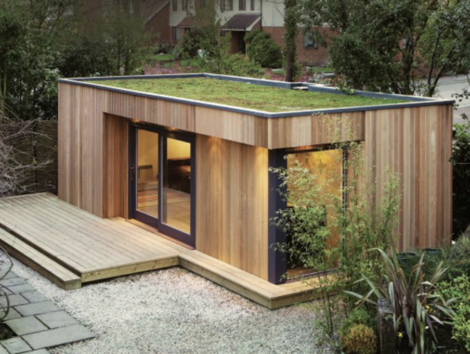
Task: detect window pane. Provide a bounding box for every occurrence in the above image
[136,130,159,218]
[286,149,343,276]
[162,138,191,234]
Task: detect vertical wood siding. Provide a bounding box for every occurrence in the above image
[364,105,453,249]
[58,82,453,279]
[195,135,269,280]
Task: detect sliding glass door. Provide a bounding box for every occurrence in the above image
[129,124,195,247]
[136,130,159,220]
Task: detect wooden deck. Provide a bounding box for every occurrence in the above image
[0,193,319,309]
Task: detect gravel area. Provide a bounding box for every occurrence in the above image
[10,259,331,354]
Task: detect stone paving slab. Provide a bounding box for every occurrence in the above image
[0,337,31,354]
[20,293,47,304]
[0,272,95,353]
[14,302,60,317]
[0,295,29,307]
[3,309,21,320]
[1,272,18,280]
[0,278,26,288]
[22,325,95,350]
[36,311,78,329]
[6,317,48,336]
[6,285,35,295]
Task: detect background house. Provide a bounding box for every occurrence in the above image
[85,0,331,66]
[170,0,330,65]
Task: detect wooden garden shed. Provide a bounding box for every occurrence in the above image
[54,73,453,290]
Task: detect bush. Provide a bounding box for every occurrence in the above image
[346,248,455,354]
[200,53,263,77]
[439,275,470,351]
[341,308,376,338]
[341,324,378,354]
[177,28,218,59]
[448,235,470,276]
[245,30,283,68]
[450,113,470,236]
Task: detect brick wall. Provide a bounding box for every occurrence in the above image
[146,3,171,44]
[262,27,333,66]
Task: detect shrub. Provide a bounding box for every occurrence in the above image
[341,324,378,354]
[450,113,470,236]
[439,275,470,351]
[346,248,455,354]
[245,30,283,68]
[271,134,400,343]
[341,308,376,338]
[448,235,470,277]
[199,53,263,77]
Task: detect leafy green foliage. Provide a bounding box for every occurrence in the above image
[345,249,455,354]
[270,123,401,342]
[59,3,153,77]
[283,0,300,81]
[340,324,378,354]
[0,0,153,119]
[450,111,470,236]
[175,5,221,60]
[245,30,282,68]
[299,0,470,96]
[199,53,263,77]
[438,275,470,352]
[340,308,376,339]
[0,0,73,119]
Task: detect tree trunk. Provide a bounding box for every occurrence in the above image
[284,0,298,82]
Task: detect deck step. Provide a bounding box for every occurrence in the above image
[0,228,82,290]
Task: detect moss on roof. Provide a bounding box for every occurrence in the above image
[88,78,407,112]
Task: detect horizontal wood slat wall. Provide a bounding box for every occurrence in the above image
[195,136,269,280]
[364,105,453,250]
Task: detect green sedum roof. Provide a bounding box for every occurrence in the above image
[88,78,407,113]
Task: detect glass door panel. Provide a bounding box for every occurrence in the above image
[162,137,191,234]
[136,129,159,219]
[285,149,343,278]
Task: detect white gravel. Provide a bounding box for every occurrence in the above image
[11,259,332,354]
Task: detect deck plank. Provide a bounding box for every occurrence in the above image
[0,193,321,309]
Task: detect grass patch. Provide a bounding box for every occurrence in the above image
[152,53,175,61]
[89,78,409,112]
[271,68,285,75]
[308,67,334,73]
[180,59,201,67]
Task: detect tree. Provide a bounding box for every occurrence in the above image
[60,3,154,77]
[284,0,299,82]
[0,0,79,119]
[300,0,470,96]
[0,0,154,119]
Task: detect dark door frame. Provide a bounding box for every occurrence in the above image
[128,122,196,248]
